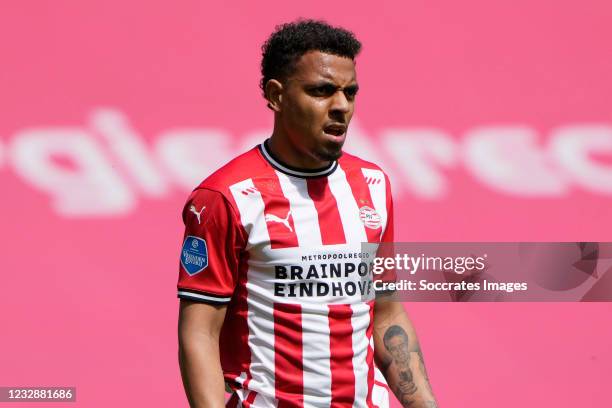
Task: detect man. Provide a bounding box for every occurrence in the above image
[177,20,438,407]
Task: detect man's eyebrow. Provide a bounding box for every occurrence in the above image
[304,80,337,87]
[319,69,356,81]
[304,80,359,90]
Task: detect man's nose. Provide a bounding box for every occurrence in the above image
[329,90,351,115]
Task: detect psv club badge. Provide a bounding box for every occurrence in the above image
[181,236,208,276]
[359,206,382,229]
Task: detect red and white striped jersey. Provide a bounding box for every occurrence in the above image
[177,140,394,408]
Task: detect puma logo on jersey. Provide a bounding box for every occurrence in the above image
[265,210,293,232]
[189,205,206,224]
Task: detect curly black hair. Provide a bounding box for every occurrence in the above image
[260,19,362,96]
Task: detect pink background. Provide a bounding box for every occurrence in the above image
[1,1,611,406]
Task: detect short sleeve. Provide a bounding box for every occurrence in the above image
[177,188,246,305]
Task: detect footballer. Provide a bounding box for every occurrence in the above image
[177,19,438,408]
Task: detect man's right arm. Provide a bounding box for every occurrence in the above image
[178,299,227,408]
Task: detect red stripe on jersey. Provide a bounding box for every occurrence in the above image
[218,197,252,399]
[381,176,394,243]
[328,304,356,406]
[252,177,298,249]
[306,178,346,245]
[226,393,239,408]
[242,390,258,407]
[343,169,381,243]
[365,301,376,408]
[273,303,304,408]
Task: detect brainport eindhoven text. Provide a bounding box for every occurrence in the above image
[274,262,374,297]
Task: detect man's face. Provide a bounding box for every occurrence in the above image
[279,50,358,165]
[385,335,410,364]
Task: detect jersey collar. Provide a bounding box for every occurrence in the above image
[259,139,338,179]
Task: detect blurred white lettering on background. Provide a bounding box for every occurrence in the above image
[2,108,611,217]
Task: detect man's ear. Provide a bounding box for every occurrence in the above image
[265,79,283,112]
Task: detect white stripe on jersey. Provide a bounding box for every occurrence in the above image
[361,168,388,233]
[252,393,276,407]
[301,308,332,407]
[275,171,323,247]
[242,272,276,399]
[351,303,372,408]
[230,179,277,400]
[230,179,271,252]
[233,389,249,406]
[329,164,369,244]
[373,367,391,408]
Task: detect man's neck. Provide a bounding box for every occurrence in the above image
[268,130,332,171]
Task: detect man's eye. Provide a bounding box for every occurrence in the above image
[344,88,358,99]
[310,86,335,96]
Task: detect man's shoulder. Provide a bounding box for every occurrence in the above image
[194,144,269,194]
[339,151,388,177]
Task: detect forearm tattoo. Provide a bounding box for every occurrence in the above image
[383,325,437,408]
[417,349,430,382]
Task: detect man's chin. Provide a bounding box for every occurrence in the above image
[314,147,343,162]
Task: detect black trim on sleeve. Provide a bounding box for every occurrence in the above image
[177,288,232,305]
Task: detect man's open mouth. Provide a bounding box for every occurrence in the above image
[323,124,346,136]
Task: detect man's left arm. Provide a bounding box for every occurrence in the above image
[373,296,438,407]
